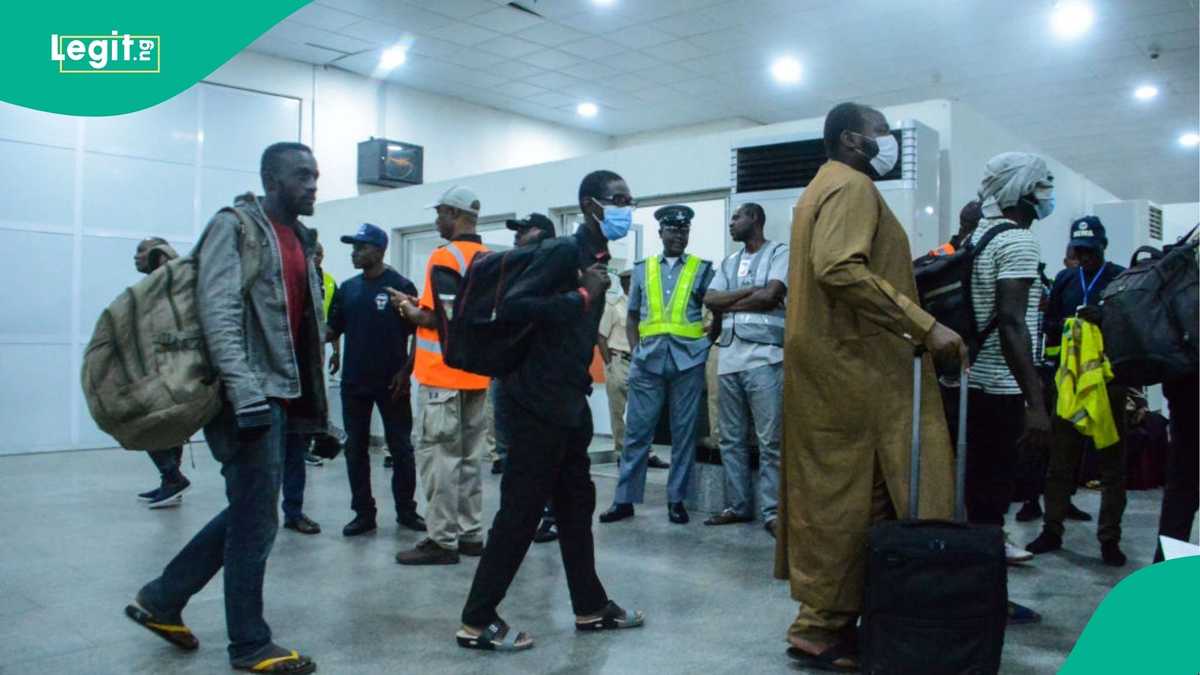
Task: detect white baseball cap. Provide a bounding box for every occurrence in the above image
[426,185,480,215]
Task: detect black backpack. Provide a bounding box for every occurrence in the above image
[428,237,579,378]
[914,223,1020,366]
[1100,230,1199,386]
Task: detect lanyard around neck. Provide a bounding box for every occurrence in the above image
[1078,262,1108,306]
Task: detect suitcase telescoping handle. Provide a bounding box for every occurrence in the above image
[909,351,969,521]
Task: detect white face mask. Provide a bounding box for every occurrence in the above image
[870,134,899,176]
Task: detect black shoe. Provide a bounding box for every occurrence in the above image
[647,455,670,469]
[599,503,634,523]
[1101,541,1127,567]
[1066,502,1093,521]
[1015,500,1043,522]
[533,519,559,543]
[668,502,689,524]
[284,515,321,535]
[395,538,459,565]
[397,512,427,532]
[343,515,377,537]
[148,478,191,509]
[459,540,484,557]
[137,485,160,501]
[491,459,505,475]
[383,455,394,469]
[1025,531,1062,555]
[303,452,324,467]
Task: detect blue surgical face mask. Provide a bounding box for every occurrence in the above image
[1034,195,1055,220]
[598,205,633,240]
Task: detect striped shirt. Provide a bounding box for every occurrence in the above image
[967,218,1041,395]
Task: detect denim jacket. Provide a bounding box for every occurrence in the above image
[195,193,328,435]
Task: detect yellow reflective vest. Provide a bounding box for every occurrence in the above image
[321,271,336,321]
[639,254,705,339]
[1055,317,1119,449]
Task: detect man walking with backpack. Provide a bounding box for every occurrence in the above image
[1027,217,1130,566]
[131,237,192,509]
[124,142,325,675]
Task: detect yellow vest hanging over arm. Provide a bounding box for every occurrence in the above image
[1055,317,1119,449]
[639,254,705,339]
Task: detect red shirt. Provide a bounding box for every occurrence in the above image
[271,220,309,351]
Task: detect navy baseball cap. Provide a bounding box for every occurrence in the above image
[505,213,555,239]
[340,223,388,249]
[1068,216,1106,252]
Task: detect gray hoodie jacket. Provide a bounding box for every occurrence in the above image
[195,193,328,434]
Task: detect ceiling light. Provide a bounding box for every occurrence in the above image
[593,0,616,6]
[1051,2,1094,39]
[771,57,802,85]
[577,102,598,118]
[1180,132,1200,148]
[1134,85,1159,101]
[380,45,407,70]
[924,206,935,215]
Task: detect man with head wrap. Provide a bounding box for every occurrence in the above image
[962,152,1056,624]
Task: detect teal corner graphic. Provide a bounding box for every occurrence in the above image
[4,1,309,116]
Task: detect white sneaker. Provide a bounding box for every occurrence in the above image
[1005,540,1033,565]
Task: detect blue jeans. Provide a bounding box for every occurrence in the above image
[615,358,705,504]
[718,363,783,521]
[138,400,286,665]
[281,433,307,521]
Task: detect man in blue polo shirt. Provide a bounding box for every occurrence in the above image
[327,223,426,537]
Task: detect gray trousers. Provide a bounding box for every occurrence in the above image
[615,357,705,504]
[718,362,782,521]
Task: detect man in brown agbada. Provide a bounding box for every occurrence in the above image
[775,102,968,671]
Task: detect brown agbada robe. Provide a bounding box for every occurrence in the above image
[774,160,954,613]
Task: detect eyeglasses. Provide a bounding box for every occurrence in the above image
[596,194,636,208]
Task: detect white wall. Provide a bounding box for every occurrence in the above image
[614,117,762,149]
[207,52,614,203]
[1162,202,1200,243]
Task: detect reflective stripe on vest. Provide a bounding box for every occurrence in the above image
[321,272,336,321]
[718,242,785,347]
[640,255,705,339]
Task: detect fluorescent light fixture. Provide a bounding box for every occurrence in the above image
[577,102,598,118]
[1051,1,1094,39]
[1180,132,1200,148]
[1134,85,1159,100]
[380,45,407,70]
[771,56,802,84]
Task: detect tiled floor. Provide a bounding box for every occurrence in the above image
[0,444,1182,674]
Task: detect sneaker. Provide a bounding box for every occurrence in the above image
[1026,531,1063,555]
[303,452,323,467]
[1101,541,1127,567]
[1015,500,1043,522]
[1005,537,1034,565]
[137,485,160,502]
[148,478,191,509]
[395,538,459,565]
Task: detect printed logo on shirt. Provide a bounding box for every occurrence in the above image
[374,293,388,311]
[50,32,161,73]
[737,259,752,278]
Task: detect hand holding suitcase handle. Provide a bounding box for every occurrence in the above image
[920,321,970,372]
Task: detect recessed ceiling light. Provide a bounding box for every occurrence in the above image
[1180,132,1200,148]
[577,102,598,118]
[1051,1,1094,39]
[1134,85,1159,100]
[771,57,802,85]
[380,45,407,70]
[924,206,935,215]
[593,0,616,6]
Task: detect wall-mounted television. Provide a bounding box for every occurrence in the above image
[358,137,423,187]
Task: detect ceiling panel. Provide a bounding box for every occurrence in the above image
[253,0,1200,203]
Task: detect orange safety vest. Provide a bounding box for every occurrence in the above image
[928,242,955,257]
[413,240,491,390]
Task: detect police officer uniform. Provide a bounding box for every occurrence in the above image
[601,205,714,524]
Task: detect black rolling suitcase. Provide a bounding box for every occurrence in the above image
[861,358,1008,675]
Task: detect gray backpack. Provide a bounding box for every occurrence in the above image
[81,207,264,450]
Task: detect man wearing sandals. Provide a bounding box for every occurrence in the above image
[124,142,326,674]
[456,170,645,652]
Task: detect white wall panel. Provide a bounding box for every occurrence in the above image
[0,230,73,338]
[84,89,199,165]
[0,345,72,454]
[202,85,302,172]
[200,167,260,226]
[0,101,77,149]
[77,235,146,341]
[0,141,75,228]
[81,155,195,237]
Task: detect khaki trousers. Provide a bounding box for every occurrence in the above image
[604,353,631,452]
[415,385,488,550]
[705,347,721,443]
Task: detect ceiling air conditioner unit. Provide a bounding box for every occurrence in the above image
[1092,200,1164,266]
[727,119,941,255]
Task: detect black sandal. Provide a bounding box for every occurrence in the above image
[233,649,316,673]
[785,641,859,672]
[456,620,533,652]
[575,601,645,631]
[124,603,199,651]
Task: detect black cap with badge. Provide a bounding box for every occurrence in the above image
[654,205,694,229]
[1068,216,1107,252]
[505,213,556,240]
